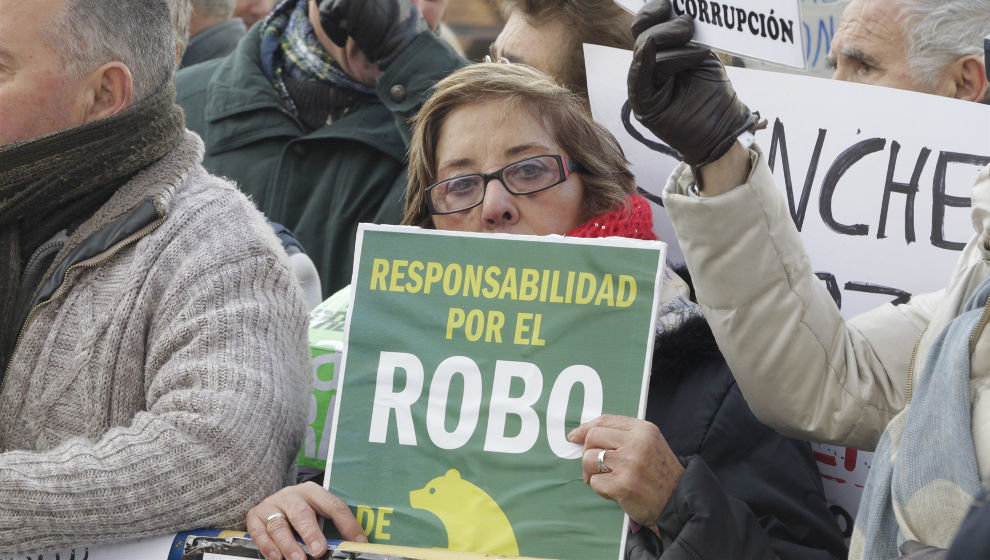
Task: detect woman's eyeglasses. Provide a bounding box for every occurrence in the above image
[426,154,581,215]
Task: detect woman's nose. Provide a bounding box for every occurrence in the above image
[480,179,520,230]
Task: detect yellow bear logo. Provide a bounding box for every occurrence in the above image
[409,468,519,556]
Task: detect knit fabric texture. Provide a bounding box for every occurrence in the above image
[852,273,989,557]
[566,194,702,334]
[0,83,185,367]
[566,194,657,240]
[0,132,311,555]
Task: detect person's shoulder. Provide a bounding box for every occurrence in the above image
[174,58,225,133]
[176,27,263,96]
[175,57,225,100]
[173,165,261,222]
[166,165,285,261]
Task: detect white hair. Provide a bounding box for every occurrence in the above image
[43,0,176,101]
[191,0,238,20]
[898,0,990,90]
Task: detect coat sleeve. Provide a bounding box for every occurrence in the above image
[0,195,312,554]
[661,147,935,450]
[627,380,847,560]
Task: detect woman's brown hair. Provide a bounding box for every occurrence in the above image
[402,62,636,228]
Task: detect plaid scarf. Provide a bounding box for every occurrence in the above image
[259,0,375,131]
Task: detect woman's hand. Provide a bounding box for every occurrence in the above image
[569,415,685,528]
[245,481,368,560]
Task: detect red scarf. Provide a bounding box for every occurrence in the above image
[566,194,656,240]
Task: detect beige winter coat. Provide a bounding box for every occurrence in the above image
[662,147,990,552]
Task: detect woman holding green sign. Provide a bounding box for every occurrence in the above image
[247,62,846,560]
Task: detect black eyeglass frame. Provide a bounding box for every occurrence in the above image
[425,154,582,216]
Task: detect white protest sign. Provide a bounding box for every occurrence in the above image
[613,0,805,68]
[586,43,990,532]
[789,0,847,76]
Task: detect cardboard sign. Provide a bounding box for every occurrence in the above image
[324,225,666,560]
[585,43,990,531]
[613,0,805,68]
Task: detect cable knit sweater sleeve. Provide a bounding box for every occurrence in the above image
[0,161,311,554]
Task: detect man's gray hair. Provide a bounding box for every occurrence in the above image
[191,0,238,20]
[43,0,176,101]
[899,0,990,90]
[170,0,193,60]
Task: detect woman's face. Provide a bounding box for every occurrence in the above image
[430,100,585,236]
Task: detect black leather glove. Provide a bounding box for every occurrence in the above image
[627,0,760,167]
[317,0,428,69]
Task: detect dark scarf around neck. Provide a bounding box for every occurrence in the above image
[260,0,376,131]
[0,81,186,367]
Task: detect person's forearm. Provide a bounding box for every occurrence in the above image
[663,148,917,448]
[654,456,844,559]
[654,457,784,559]
[0,408,287,553]
[0,256,311,555]
[697,142,751,196]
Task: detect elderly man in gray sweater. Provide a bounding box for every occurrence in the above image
[0,0,309,554]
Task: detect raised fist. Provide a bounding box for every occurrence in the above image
[318,0,428,69]
[627,0,759,167]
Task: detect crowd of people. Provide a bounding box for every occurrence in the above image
[1,0,988,559]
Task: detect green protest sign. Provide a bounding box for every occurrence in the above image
[299,287,352,470]
[325,224,665,560]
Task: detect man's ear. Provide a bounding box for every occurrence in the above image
[943,54,989,102]
[82,61,134,123]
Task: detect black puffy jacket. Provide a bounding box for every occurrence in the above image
[625,272,848,559]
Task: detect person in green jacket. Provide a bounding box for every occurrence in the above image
[175,0,466,296]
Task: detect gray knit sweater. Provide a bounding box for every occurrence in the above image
[0,132,311,554]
